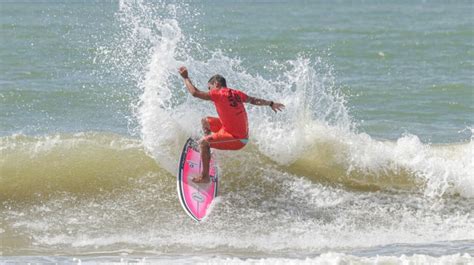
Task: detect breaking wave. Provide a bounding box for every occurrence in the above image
[1,131,472,201]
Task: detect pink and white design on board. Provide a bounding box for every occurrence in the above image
[177,138,218,222]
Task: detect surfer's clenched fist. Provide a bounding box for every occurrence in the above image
[178,66,189,79]
[179,66,285,184]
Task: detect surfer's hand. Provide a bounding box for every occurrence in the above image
[178,66,189,79]
[271,102,285,113]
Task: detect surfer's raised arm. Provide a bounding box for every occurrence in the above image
[246,96,285,113]
[178,66,211,101]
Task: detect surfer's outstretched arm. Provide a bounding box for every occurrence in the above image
[178,66,211,101]
[246,96,285,113]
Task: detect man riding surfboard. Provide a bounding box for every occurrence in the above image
[178,66,285,183]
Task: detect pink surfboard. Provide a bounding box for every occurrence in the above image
[177,138,218,221]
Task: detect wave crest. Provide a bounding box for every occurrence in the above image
[1,132,472,201]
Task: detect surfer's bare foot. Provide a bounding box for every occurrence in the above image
[192,174,211,183]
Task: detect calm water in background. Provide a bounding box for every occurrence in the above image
[1,1,473,264]
[1,1,473,142]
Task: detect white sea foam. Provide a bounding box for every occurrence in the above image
[8,169,470,254]
[3,253,473,265]
[200,253,474,265]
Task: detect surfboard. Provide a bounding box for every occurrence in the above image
[177,138,218,222]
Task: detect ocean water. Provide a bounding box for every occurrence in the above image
[1,0,473,264]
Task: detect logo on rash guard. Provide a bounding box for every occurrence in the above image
[228,91,242,107]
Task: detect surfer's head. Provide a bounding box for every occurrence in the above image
[208,74,226,90]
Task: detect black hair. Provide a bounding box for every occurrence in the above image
[208,74,227,87]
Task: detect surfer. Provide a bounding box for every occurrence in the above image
[179,66,285,183]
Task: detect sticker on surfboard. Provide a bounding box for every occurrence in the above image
[177,138,218,222]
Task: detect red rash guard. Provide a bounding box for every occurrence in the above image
[209,88,249,139]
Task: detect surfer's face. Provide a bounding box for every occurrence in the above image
[208,81,220,91]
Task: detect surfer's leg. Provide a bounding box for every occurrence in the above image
[201,118,211,135]
[204,117,222,135]
[192,138,211,183]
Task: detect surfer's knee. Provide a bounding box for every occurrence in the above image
[201,117,212,135]
[201,117,210,128]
